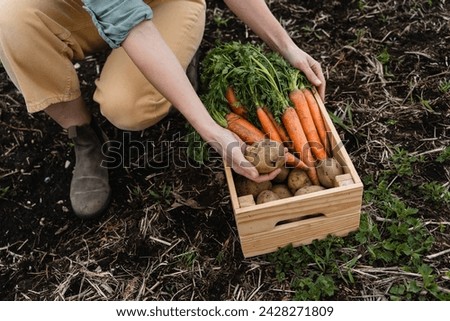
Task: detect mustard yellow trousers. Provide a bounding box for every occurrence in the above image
[0,0,205,130]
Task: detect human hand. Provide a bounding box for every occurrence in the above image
[284,46,326,101]
[208,127,281,183]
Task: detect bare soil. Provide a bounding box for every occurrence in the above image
[1,0,449,300]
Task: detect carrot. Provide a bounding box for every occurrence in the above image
[281,107,320,185]
[256,107,282,142]
[225,86,247,118]
[225,112,264,143]
[285,152,310,171]
[226,112,310,171]
[302,88,330,157]
[255,107,309,171]
[289,89,327,161]
[262,107,293,149]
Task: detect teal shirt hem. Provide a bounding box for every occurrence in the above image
[83,0,153,49]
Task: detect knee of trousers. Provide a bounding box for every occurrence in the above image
[97,90,172,132]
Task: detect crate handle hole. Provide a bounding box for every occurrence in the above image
[276,213,325,226]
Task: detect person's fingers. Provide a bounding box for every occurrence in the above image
[302,63,322,88]
[303,60,326,97]
[318,84,326,103]
[220,128,282,183]
[238,167,281,183]
[261,168,282,181]
[292,54,326,102]
[309,59,326,101]
[236,166,259,181]
[231,149,281,183]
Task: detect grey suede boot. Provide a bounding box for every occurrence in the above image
[68,122,111,219]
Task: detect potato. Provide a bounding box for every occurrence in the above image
[272,166,290,183]
[294,185,326,196]
[235,176,272,198]
[287,169,311,194]
[271,184,293,199]
[245,139,285,174]
[256,190,280,204]
[316,157,344,188]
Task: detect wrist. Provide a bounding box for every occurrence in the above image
[279,41,301,63]
[193,119,223,143]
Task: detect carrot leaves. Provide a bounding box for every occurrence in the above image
[187,41,312,163]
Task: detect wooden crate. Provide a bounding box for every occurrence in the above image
[224,89,363,258]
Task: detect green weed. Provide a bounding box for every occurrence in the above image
[415,264,450,300]
[352,28,367,45]
[377,48,391,65]
[0,186,9,198]
[147,183,172,205]
[357,0,367,11]
[361,176,434,266]
[212,9,230,27]
[186,128,209,164]
[177,250,198,268]
[438,79,450,93]
[129,185,144,199]
[389,147,423,176]
[215,250,225,264]
[328,103,354,134]
[420,182,450,204]
[128,182,172,205]
[269,242,340,300]
[292,275,336,300]
[386,119,398,126]
[361,175,448,300]
[417,93,434,111]
[436,146,450,163]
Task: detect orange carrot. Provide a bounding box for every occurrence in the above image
[285,152,310,171]
[226,112,264,143]
[262,107,292,149]
[302,88,330,157]
[226,112,309,171]
[281,107,320,185]
[256,107,282,142]
[289,89,327,161]
[255,107,309,171]
[225,86,247,118]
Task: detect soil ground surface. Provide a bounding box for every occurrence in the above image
[1,0,449,300]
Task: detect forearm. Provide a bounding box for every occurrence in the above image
[121,20,219,141]
[223,0,296,57]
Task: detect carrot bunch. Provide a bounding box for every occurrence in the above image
[191,42,330,182]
